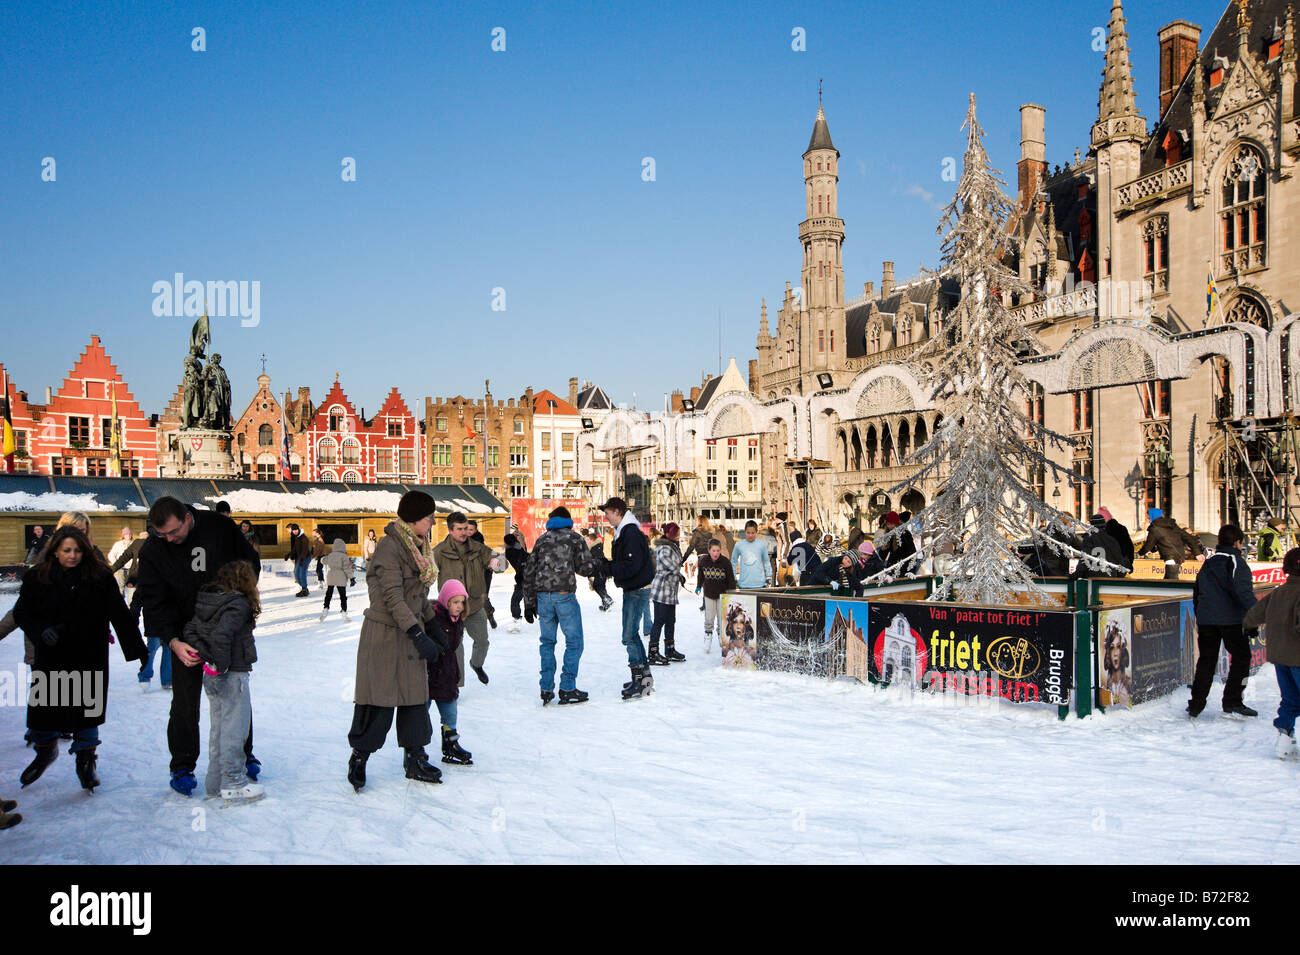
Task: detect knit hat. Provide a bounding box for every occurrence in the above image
[549,505,571,520]
[437,578,469,616]
[858,541,875,556]
[398,490,437,523]
[1097,507,1113,522]
[1284,547,1300,577]
[1148,507,1163,521]
[663,522,680,540]
[1089,513,1107,528]
[884,511,901,527]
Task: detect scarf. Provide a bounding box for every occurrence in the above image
[391,521,439,588]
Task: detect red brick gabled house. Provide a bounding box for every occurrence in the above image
[11,336,159,476]
[306,377,425,484]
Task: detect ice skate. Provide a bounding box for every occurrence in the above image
[558,688,589,705]
[403,748,442,783]
[347,750,368,792]
[20,743,57,788]
[1276,729,1297,759]
[441,728,473,766]
[220,782,265,805]
[75,750,99,793]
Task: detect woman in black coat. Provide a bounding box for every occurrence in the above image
[13,526,146,792]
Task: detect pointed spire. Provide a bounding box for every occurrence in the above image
[1192,39,1206,104]
[806,100,836,154]
[1098,0,1141,120]
[759,298,769,337]
[1285,5,1296,66]
[1237,1,1253,56]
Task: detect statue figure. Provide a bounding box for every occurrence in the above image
[203,354,232,431]
[189,312,211,360]
[182,354,205,429]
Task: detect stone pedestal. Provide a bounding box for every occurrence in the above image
[174,428,240,478]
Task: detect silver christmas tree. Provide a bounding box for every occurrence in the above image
[870,93,1118,605]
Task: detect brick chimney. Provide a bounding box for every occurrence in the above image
[568,376,579,406]
[670,389,684,413]
[863,281,874,299]
[1158,20,1201,118]
[1017,104,1047,209]
[880,262,894,298]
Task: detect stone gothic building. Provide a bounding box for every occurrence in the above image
[752,0,1299,538]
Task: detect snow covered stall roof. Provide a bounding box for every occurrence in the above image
[0,474,506,515]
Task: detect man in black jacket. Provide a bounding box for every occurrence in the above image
[1072,514,1127,579]
[602,497,655,699]
[136,496,262,796]
[1190,524,1259,718]
[503,531,529,632]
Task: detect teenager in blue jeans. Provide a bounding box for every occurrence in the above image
[602,497,656,700]
[138,635,173,688]
[1244,546,1300,758]
[522,505,597,704]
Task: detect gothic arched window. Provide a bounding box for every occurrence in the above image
[1142,215,1169,294]
[1220,143,1267,273]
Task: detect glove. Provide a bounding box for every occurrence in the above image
[40,626,62,647]
[831,581,840,591]
[407,626,441,663]
[695,587,702,595]
[524,605,536,624]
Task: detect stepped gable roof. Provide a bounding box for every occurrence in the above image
[369,387,415,428]
[844,276,960,359]
[533,389,579,417]
[312,380,361,429]
[1142,0,1295,175]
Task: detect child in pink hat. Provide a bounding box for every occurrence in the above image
[426,579,474,766]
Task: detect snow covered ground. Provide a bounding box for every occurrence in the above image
[1,570,1296,864]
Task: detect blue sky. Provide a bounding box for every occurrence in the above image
[0,0,1228,416]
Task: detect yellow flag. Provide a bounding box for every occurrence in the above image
[109,383,121,476]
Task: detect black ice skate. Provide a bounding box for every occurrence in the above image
[75,749,99,793]
[558,688,589,705]
[403,748,443,783]
[441,728,473,766]
[348,749,368,792]
[20,743,57,788]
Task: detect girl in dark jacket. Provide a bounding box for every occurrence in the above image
[427,579,473,766]
[14,526,145,792]
[185,561,262,803]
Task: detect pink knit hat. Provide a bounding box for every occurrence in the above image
[1097,507,1113,522]
[437,579,469,617]
[858,542,875,556]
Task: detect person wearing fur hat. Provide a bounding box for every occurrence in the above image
[426,579,474,765]
[647,522,686,665]
[522,506,598,704]
[347,490,445,790]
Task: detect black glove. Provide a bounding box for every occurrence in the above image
[524,605,536,624]
[407,625,441,663]
[40,626,62,647]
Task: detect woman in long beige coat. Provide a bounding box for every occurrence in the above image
[346,491,447,790]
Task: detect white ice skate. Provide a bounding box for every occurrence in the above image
[1276,729,1297,760]
[508,620,521,633]
[342,612,350,623]
[319,610,328,622]
[220,782,265,805]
